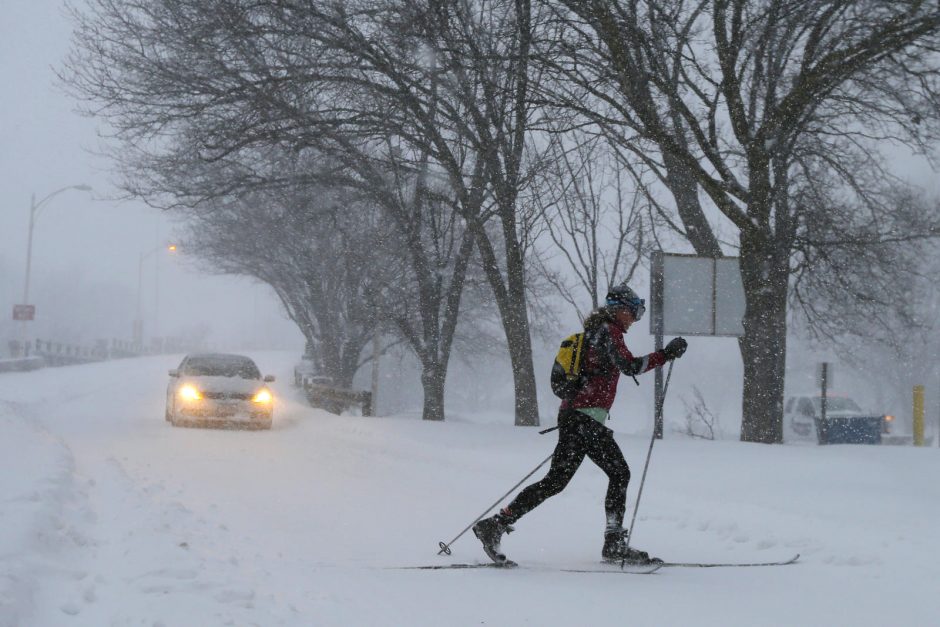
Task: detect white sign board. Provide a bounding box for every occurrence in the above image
[714,258,746,335]
[661,256,712,334]
[651,253,745,337]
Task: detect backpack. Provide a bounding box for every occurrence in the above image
[550,332,588,399]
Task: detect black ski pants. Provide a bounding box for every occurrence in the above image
[503,409,631,529]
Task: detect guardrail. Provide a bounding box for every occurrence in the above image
[1,337,210,374]
[8,338,143,362]
[33,339,110,366]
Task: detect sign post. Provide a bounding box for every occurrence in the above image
[650,254,665,439]
[817,363,831,444]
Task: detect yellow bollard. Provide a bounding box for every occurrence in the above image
[913,385,925,447]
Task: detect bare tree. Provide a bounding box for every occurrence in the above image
[795,190,940,426]
[331,140,485,422]
[528,131,658,316]
[64,0,549,426]
[544,0,940,443]
[182,182,387,389]
[790,185,936,346]
[309,0,548,424]
[178,140,494,423]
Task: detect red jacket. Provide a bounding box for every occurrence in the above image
[561,319,666,412]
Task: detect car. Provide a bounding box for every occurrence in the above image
[783,394,889,444]
[293,354,328,387]
[166,353,275,430]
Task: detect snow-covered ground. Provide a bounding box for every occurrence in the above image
[2,352,938,626]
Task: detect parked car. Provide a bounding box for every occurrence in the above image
[293,354,328,387]
[783,394,889,444]
[166,353,275,430]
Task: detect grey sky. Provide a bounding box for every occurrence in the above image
[1,1,301,353]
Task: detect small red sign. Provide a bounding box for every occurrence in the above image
[13,304,35,321]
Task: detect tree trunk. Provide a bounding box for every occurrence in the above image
[503,222,540,427]
[337,345,360,390]
[505,296,540,426]
[319,335,343,385]
[472,221,541,427]
[738,232,789,444]
[420,365,446,422]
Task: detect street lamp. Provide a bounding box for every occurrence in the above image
[134,243,177,347]
[22,184,93,306]
[15,184,93,356]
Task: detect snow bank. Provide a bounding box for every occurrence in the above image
[0,399,82,627]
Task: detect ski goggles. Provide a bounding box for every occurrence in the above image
[606,296,645,321]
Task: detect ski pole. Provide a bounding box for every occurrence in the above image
[437,452,553,556]
[622,359,675,569]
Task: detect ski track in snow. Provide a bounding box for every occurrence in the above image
[1,352,939,626]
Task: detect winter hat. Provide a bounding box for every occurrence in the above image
[605,282,646,321]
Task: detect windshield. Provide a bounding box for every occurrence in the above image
[182,355,261,379]
[813,397,862,413]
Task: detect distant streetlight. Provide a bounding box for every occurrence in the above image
[15,185,93,356]
[22,184,93,306]
[134,243,177,346]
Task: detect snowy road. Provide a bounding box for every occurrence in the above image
[2,353,938,626]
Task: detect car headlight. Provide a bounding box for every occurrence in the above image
[252,389,273,404]
[179,385,203,401]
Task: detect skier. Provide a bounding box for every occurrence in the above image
[473,283,688,565]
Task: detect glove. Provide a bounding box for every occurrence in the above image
[662,337,688,360]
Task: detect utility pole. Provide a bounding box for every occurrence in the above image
[135,243,176,348]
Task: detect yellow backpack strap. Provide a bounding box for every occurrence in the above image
[568,333,584,378]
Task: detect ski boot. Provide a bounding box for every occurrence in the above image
[472,515,515,566]
[602,528,662,565]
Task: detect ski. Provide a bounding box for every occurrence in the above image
[395,561,662,574]
[397,554,796,573]
[560,563,663,575]
[400,561,518,570]
[660,553,800,568]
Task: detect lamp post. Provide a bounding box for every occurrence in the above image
[135,244,176,347]
[16,185,93,356]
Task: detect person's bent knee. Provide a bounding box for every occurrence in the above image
[543,473,575,497]
[610,465,630,488]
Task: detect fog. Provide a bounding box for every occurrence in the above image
[0,1,302,355]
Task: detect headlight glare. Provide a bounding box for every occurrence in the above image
[179,385,202,401]
[253,389,273,404]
